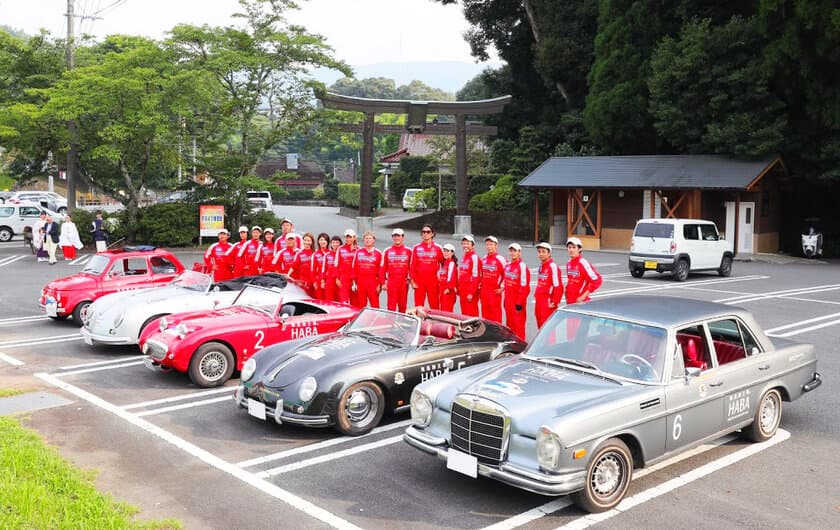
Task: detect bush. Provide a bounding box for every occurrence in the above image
[312,185,326,200]
[134,203,197,246]
[323,178,339,200]
[243,209,283,231]
[338,183,360,208]
[286,188,314,200]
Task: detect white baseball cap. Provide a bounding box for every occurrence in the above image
[251,225,262,232]
[536,242,552,251]
[567,237,583,248]
[462,234,475,243]
[485,235,498,244]
[443,243,456,252]
[391,228,405,236]
[508,243,522,251]
[238,225,248,233]
[264,227,275,234]
[281,218,293,225]
[218,228,230,235]
[285,232,297,240]
[344,229,357,237]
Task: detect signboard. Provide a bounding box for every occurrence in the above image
[199,205,225,237]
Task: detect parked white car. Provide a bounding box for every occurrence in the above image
[79,271,308,346]
[3,191,67,213]
[0,202,65,242]
[402,188,427,211]
[628,218,734,281]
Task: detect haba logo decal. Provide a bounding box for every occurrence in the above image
[726,389,751,421]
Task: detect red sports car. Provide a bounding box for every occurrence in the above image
[139,284,360,387]
[39,247,185,323]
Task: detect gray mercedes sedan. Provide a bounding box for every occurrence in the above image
[404,295,821,513]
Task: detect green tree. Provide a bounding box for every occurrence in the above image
[330,77,397,99]
[649,16,787,157]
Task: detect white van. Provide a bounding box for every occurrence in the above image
[402,188,426,211]
[628,218,734,281]
[246,191,273,210]
[0,202,65,242]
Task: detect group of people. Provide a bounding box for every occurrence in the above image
[204,219,603,340]
[31,211,87,265]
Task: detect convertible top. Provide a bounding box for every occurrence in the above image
[215,273,289,292]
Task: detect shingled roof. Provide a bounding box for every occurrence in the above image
[518,155,785,191]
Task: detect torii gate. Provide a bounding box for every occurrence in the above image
[315,89,512,236]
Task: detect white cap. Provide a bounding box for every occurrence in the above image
[238,225,248,233]
[567,237,583,248]
[344,229,356,237]
[536,242,552,251]
[281,217,293,225]
[461,234,475,243]
[286,232,297,240]
[443,243,456,252]
[508,243,522,251]
[218,228,230,235]
[485,235,498,244]
[264,227,275,234]
[391,228,405,236]
[251,225,262,232]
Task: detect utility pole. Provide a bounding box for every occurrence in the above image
[65,0,77,212]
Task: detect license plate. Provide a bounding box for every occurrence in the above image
[447,449,478,478]
[82,333,93,346]
[248,398,267,421]
[45,302,57,317]
[644,260,658,270]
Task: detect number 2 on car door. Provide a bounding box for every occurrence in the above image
[254,330,265,350]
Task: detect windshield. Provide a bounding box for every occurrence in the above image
[171,271,213,292]
[83,255,111,275]
[525,310,667,383]
[345,308,420,346]
[232,285,283,314]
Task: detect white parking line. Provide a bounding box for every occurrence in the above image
[35,372,364,530]
[0,334,82,348]
[770,319,840,338]
[0,255,26,267]
[53,360,145,377]
[553,430,790,530]
[0,315,47,326]
[237,419,413,468]
[122,386,234,410]
[715,283,840,304]
[257,435,404,478]
[60,355,146,370]
[135,396,232,417]
[69,254,91,265]
[595,275,768,298]
[764,311,840,334]
[480,433,737,530]
[0,351,24,366]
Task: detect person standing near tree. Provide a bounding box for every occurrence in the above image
[90,212,108,253]
[457,235,481,316]
[480,235,507,323]
[410,224,443,309]
[503,243,530,340]
[58,213,84,260]
[381,228,412,312]
[43,213,60,265]
[438,243,458,312]
[204,228,233,282]
[565,237,602,304]
[533,242,563,328]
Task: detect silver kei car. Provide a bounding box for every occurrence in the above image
[404,295,821,513]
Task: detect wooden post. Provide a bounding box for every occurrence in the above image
[596,191,602,238]
[455,113,467,215]
[567,190,574,240]
[734,192,741,257]
[533,191,540,243]
[359,112,375,217]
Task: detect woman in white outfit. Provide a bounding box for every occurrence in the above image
[33,211,48,262]
[59,214,84,260]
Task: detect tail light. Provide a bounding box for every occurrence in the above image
[669,241,676,254]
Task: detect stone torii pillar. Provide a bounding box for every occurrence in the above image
[315,90,511,237]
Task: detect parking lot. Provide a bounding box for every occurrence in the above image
[1,222,838,529]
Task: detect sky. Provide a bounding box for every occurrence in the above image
[0,0,498,66]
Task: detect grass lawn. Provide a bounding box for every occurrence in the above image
[0,415,180,529]
[0,389,25,398]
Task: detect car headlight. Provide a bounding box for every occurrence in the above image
[298,377,317,402]
[176,323,188,339]
[241,358,257,382]
[112,312,124,329]
[536,425,562,471]
[410,388,433,427]
[158,317,168,332]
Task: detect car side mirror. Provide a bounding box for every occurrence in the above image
[684,367,702,382]
[749,346,760,355]
[423,336,435,346]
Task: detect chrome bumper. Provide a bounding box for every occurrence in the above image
[403,425,585,496]
[803,372,822,393]
[80,327,135,346]
[233,385,330,427]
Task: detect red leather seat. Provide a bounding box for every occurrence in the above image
[677,334,707,370]
[421,321,456,340]
[713,340,746,365]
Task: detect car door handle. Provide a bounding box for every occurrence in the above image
[709,381,724,387]
[758,364,770,370]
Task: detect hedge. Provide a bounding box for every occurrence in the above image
[338,183,360,208]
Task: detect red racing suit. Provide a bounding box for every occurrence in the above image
[410,241,443,309]
[272,247,298,275]
[480,252,507,323]
[503,258,530,340]
[237,239,263,277]
[565,255,602,304]
[323,249,341,302]
[229,238,249,277]
[437,257,458,312]
[311,248,330,300]
[204,241,233,282]
[291,248,315,295]
[336,244,358,304]
[259,241,277,273]
[381,244,412,312]
[534,258,563,328]
[353,247,382,308]
[457,250,481,316]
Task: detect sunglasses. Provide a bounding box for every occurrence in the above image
[421,229,432,233]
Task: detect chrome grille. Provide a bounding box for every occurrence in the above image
[450,396,509,465]
[145,340,167,360]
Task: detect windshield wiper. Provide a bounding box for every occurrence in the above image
[523,355,622,383]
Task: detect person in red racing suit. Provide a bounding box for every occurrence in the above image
[272,234,299,275]
[353,231,383,308]
[289,233,316,296]
[229,225,250,277]
[480,236,507,323]
[503,243,530,340]
[380,228,412,312]
[438,243,458,312]
[533,242,563,328]
[259,228,277,273]
[323,236,342,302]
[237,226,263,277]
[336,229,359,304]
[457,235,481,316]
[203,229,233,282]
[565,236,602,304]
[410,224,443,309]
[311,233,332,300]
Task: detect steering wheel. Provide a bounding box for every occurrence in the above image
[620,354,657,378]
